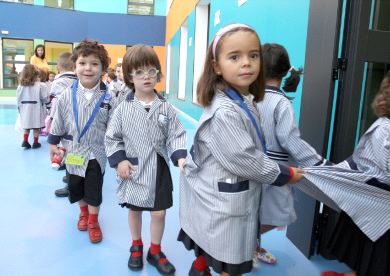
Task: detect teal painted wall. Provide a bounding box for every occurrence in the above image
[167,0,310,122]
[75,0,127,14]
[154,0,166,16]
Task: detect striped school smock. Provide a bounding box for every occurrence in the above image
[49,72,77,118]
[16,82,48,129]
[105,92,187,208]
[297,117,390,241]
[115,83,132,106]
[180,90,292,265]
[48,81,116,177]
[256,85,325,226]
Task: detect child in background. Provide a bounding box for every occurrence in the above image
[46,71,56,92]
[48,40,116,243]
[105,44,186,274]
[255,43,329,264]
[317,72,390,276]
[16,64,48,149]
[48,71,56,82]
[105,67,116,87]
[108,63,124,97]
[178,24,303,276]
[49,52,77,198]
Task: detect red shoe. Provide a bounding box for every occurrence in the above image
[88,221,103,243]
[77,212,88,231]
[321,272,346,276]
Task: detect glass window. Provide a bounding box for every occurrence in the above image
[44,41,73,73]
[370,0,390,31]
[0,0,33,3]
[128,0,154,15]
[356,62,390,141]
[2,38,33,88]
[44,0,73,10]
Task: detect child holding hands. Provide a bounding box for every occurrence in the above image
[178,24,303,276]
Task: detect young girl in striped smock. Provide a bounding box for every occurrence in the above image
[48,40,116,243]
[178,24,304,276]
[320,72,390,276]
[16,64,48,149]
[255,43,329,264]
[105,44,186,275]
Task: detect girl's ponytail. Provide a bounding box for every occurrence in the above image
[283,67,303,92]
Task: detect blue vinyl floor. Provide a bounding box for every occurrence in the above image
[0,98,350,276]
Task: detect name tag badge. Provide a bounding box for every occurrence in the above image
[65,153,86,166]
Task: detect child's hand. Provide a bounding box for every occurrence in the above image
[178,158,186,174]
[288,167,305,183]
[49,144,60,160]
[117,160,135,179]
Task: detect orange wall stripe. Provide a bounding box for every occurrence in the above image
[101,44,127,68]
[154,46,166,92]
[166,0,199,45]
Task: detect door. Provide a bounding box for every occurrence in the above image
[317,0,390,258]
[288,0,390,258]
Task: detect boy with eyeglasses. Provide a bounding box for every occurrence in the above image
[105,44,186,274]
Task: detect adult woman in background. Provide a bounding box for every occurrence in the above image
[30,44,50,73]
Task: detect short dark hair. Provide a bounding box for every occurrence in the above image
[262,43,303,92]
[38,68,48,82]
[122,44,162,90]
[19,64,39,86]
[34,44,45,59]
[372,71,390,117]
[197,25,264,107]
[107,68,116,81]
[71,40,110,72]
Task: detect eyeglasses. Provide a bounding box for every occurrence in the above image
[131,68,159,79]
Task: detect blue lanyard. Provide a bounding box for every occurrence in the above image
[72,81,107,143]
[225,87,267,151]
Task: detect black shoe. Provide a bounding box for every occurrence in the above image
[32,142,41,149]
[147,250,175,275]
[189,262,211,276]
[128,245,143,270]
[63,175,69,183]
[21,141,31,149]
[54,186,69,197]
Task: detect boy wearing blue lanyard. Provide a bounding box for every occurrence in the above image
[48,40,115,243]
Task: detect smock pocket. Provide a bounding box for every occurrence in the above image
[217,179,252,217]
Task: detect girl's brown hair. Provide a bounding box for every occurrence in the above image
[19,64,39,86]
[122,44,162,90]
[38,68,48,82]
[197,26,265,107]
[372,71,390,117]
[71,40,110,72]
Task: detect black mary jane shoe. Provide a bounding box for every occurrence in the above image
[128,245,143,270]
[146,250,176,275]
[189,262,211,276]
[21,141,31,149]
[32,142,41,149]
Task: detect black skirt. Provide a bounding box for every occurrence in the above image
[178,229,253,276]
[327,211,390,276]
[121,154,173,211]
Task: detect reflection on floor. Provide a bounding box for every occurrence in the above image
[0,101,349,275]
